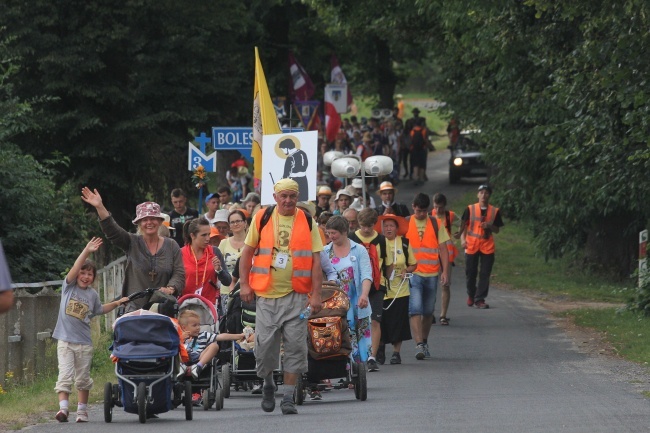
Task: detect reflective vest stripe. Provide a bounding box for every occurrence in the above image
[251,266,270,274]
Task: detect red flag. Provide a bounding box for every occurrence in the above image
[330,54,353,109]
[288,52,315,101]
[325,91,341,143]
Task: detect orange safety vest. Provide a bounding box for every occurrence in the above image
[432,209,459,264]
[465,203,498,255]
[405,216,440,274]
[249,207,313,294]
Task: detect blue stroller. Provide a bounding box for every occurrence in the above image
[104,289,193,423]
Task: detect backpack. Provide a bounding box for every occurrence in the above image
[220,283,256,334]
[410,127,426,150]
[349,232,388,292]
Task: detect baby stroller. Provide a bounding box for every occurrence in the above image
[177,293,225,411]
[104,288,193,423]
[295,282,368,404]
[218,283,282,397]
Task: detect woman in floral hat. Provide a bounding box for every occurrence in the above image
[81,187,184,311]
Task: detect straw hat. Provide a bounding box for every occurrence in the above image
[317,186,332,197]
[375,213,409,237]
[377,181,398,196]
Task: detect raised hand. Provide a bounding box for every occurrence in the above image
[84,237,103,253]
[81,187,103,208]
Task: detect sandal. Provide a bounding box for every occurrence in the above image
[439,317,449,326]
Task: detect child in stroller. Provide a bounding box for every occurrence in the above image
[177,294,244,408]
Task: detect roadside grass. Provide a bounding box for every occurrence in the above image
[0,331,115,430]
[449,191,648,367]
[559,308,650,366]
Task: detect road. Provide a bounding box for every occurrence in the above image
[24,150,650,432]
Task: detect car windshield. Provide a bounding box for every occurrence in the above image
[454,136,482,151]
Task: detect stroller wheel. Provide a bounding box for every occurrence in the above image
[184,381,193,421]
[103,382,113,423]
[222,364,231,398]
[214,387,223,411]
[202,389,211,411]
[137,382,147,424]
[355,363,368,401]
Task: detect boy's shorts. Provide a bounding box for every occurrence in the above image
[188,350,201,364]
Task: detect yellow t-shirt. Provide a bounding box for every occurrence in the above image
[245,208,323,298]
[353,230,393,288]
[414,217,450,277]
[218,238,242,295]
[385,237,417,299]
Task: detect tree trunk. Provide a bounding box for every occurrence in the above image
[375,37,397,109]
[584,212,641,279]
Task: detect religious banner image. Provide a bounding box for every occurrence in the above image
[261,130,318,205]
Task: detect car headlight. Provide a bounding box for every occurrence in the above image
[453,157,463,167]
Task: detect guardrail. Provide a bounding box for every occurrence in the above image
[1,256,126,383]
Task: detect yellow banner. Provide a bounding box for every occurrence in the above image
[252,47,281,180]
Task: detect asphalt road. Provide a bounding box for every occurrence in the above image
[24,150,650,432]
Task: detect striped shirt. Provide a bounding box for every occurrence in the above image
[184,331,217,355]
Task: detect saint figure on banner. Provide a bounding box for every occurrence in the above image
[279,138,309,201]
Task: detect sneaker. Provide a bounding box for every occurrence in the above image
[423,343,431,358]
[415,344,425,360]
[280,399,298,415]
[192,392,202,406]
[251,383,263,395]
[309,390,322,401]
[376,344,386,365]
[475,300,490,309]
[467,296,474,307]
[367,358,380,372]
[55,409,69,422]
[191,364,203,380]
[75,410,88,423]
[261,385,276,412]
[390,352,401,365]
[177,363,188,380]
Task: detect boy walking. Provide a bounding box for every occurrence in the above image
[53,237,128,423]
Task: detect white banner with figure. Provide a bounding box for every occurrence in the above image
[261,131,318,205]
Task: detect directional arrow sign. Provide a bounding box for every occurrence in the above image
[188,142,216,172]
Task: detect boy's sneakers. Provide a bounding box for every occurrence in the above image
[55,409,69,422]
[415,343,425,360]
[467,296,474,307]
[423,343,431,358]
[475,300,490,309]
[75,410,88,423]
[191,364,203,380]
[390,352,401,364]
[177,364,188,380]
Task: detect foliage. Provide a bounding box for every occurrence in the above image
[409,0,650,276]
[627,271,650,317]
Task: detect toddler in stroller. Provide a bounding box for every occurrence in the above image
[177,294,244,409]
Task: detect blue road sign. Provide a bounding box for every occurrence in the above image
[212,127,303,151]
[188,142,216,172]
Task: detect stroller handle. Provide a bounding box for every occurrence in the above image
[112,287,160,303]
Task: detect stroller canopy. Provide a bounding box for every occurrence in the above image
[112,315,180,359]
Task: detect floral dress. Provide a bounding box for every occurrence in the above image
[328,248,372,363]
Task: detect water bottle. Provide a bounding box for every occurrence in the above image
[299,305,312,320]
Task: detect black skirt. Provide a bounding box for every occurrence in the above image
[380,296,412,344]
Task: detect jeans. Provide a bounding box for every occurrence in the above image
[408,274,438,316]
[465,252,495,302]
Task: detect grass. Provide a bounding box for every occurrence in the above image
[560,308,650,366]
[0,331,115,429]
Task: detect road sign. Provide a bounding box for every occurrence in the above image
[212,127,302,151]
[188,142,216,172]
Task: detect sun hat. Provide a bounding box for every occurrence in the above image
[317,186,332,197]
[335,189,352,202]
[377,181,398,196]
[213,209,230,223]
[351,178,363,189]
[375,213,409,237]
[209,227,221,239]
[241,192,261,204]
[237,166,249,176]
[344,185,359,198]
[132,202,164,224]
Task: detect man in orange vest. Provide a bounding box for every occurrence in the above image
[456,184,504,309]
[239,178,323,415]
[432,193,459,325]
[405,193,450,360]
